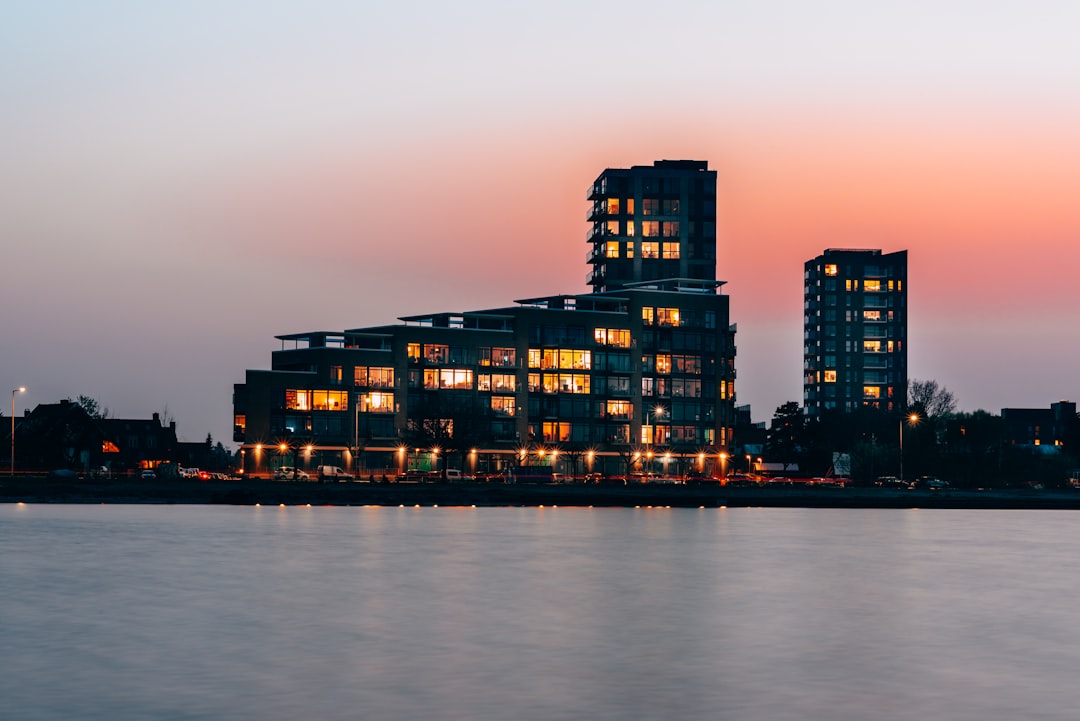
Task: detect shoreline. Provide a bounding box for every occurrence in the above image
[3,477,1080,510]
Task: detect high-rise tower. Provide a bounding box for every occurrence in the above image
[803,249,908,418]
[585,160,717,293]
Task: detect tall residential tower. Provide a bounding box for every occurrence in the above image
[803,249,907,418]
[586,160,717,293]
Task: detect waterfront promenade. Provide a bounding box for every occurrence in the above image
[3,476,1080,510]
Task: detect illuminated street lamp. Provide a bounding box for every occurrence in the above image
[719,452,728,479]
[899,413,920,483]
[10,387,26,476]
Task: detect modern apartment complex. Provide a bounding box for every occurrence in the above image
[803,249,908,418]
[233,161,736,478]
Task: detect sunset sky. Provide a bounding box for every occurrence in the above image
[3,1,1079,444]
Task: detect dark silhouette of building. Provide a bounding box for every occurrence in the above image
[1001,401,1077,449]
[10,400,178,473]
[803,249,908,418]
[233,161,736,479]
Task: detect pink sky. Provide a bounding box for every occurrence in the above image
[3,3,1079,444]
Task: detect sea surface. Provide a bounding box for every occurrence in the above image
[2,504,1078,721]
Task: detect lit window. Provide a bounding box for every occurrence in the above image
[656,354,672,374]
[595,328,630,348]
[864,280,882,292]
[368,367,394,388]
[864,340,882,353]
[662,222,680,237]
[424,344,449,363]
[863,310,881,321]
[492,373,516,392]
[642,221,660,237]
[625,242,634,257]
[477,374,491,391]
[824,370,837,383]
[825,264,838,276]
[643,198,660,216]
[626,222,635,237]
[606,198,621,214]
[528,349,542,368]
[310,390,348,411]
[558,349,591,369]
[407,343,420,363]
[662,242,680,259]
[605,400,632,418]
[863,386,881,399]
[605,241,620,258]
[657,307,680,326]
[360,392,394,413]
[626,199,634,214]
[606,220,619,235]
[330,366,342,384]
[642,307,655,325]
[641,241,659,258]
[543,421,571,443]
[528,373,541,392]
[491,396,515,416]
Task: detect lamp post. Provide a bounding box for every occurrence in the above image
[719,451,728,479]
[899,413,920,484]
[10,387,25,477]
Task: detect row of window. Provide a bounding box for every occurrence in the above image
[602,198,682,216]
[604,241,681,258]
[601,220,683,237]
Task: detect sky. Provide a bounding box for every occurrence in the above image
[3,1,1079,445]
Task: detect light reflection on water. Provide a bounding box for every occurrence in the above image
[2,505,1079,721]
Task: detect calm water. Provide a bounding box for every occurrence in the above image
[2,504,1078,721]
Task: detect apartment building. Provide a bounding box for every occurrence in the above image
[803,249,908,418]
[233,161,736,478]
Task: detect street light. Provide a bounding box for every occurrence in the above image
[719,451,728,479]
[899,413,920,483]
[10,387,26,477]
[651,404,666,445]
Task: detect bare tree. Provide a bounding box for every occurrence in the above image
[908,379,957,418]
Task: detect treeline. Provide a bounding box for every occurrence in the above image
[765,384,1080,488]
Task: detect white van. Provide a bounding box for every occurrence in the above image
[318,465,353,481]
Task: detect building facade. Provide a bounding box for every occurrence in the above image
[586,160,717,293]
[233,161,737,479]
[803,249,908,418]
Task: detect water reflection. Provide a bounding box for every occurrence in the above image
[2,506,1079,721]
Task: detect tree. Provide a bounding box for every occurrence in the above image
[70,395,109,420]
[908,379,957,418]
[766,401,804,470]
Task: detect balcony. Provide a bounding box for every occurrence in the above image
[586,225,608,242]
[587,204,607,222]
[587,268,606,286]
[586,246,604,264]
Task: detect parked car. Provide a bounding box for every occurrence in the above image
[274,466,310,480]
[317,465,353,481]
[396,469,427,483]
[140,469,157,479]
